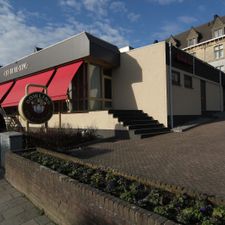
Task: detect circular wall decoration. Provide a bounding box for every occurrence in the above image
[18,92,54,124]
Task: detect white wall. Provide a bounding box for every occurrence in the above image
[206,82,221,111]
[19,111,127,130]
[112,42,168,126]
[171,68,201,115]
[170,67,221,115]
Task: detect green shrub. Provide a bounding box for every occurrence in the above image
[20,151,225,225]
[23,125,96,151]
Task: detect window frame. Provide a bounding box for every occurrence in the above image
[214,44,224,59]
[184,74,193,89]
[214,28,223,38]
[188,37,197,47]
[172,70,181,86]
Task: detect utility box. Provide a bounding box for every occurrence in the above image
[0,132,23,168]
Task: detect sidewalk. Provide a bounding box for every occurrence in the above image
[72,119,225,199]
[0,174,55,225]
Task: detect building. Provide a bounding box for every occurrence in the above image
[167,15,225,72]
[0,32,223,139]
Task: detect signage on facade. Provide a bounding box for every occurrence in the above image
[18,92,53,124]
[3,63,28,77]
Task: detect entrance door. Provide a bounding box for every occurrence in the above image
[200,80,206,113]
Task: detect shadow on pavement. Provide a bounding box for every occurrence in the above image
[69,147,113,159]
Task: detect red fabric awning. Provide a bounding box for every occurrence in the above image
[47,61,83,101]
[2,70,54,107]
[0,81,14,102]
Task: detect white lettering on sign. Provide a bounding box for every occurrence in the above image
[3,63,28,77]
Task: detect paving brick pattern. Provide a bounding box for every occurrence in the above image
[72,120,225,199]
[0,174,55,225]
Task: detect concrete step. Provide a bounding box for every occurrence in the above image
[123,119,158,126]
[113,114,149,119]
[140,130,170,139]
[129,123,164,130]
[135,127,169,135]
[118,116,152,122]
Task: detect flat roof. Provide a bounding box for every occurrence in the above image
[0,32,120,83]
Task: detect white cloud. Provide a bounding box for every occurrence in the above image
[60,0,109,17]
[147,0,184,5]
[152,15,198,40]
[152,22,181,40]
[110,1,127,13]
[60,0,140,22]
[128,13,140,22]
[178,16,197,24]
[59,0,81,9]
[83,0,109,16]
[0,0,129,65]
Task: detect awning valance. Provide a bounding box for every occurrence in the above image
[2,70,54,107]
[47,61,83,101]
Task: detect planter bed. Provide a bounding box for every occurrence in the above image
[6,150,225,225]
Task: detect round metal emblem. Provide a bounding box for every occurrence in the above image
[18,92,53,124]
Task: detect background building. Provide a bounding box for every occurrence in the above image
[167,15,225,72]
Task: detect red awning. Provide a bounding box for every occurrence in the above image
[2,70,54,107]
[47,61,83,101]
[0,81,14,102]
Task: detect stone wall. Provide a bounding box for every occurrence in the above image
[5,152,177,225]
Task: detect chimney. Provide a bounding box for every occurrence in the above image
[214,14,219,20]
[34,46,43,52]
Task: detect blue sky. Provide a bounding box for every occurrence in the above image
[0,0,225,65]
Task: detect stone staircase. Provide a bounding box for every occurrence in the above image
[108,110,170,139]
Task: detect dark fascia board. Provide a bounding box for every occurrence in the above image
[165,43,225,84]
[86,32,120,67]
[0,32,120,83]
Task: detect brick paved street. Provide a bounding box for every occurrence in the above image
[0,172,55,225]
[72,119,225,199]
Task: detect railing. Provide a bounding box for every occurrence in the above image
[0,106,23,132]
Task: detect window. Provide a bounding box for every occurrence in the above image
[214,44,224,59]
[172,70,181,86]
[214,28,223,38]
[188,38,197,46]
[103,69,112,108]
[184,75,193,89]
[71,64,88,112]
[216,65,225,71]
[89,64,102,110]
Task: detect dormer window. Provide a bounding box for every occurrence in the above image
[186,27,199,47]
[168,35,178,47]
[214,28,223,38]
[188,37,197,46]
[212,15,225,39]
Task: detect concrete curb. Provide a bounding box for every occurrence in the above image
[5,151,179,225]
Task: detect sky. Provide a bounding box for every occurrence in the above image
[0,0,225,65]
